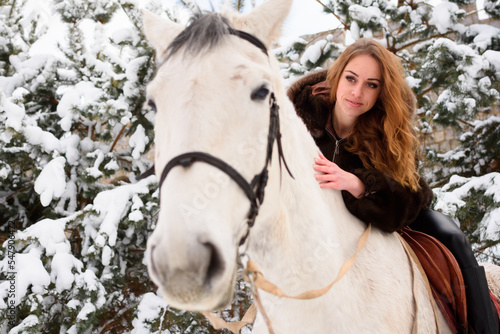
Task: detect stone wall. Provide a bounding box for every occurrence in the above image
[420,105,499,153]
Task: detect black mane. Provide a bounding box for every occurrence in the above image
[165,13,232,59]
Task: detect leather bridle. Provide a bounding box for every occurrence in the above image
[155,28,293,246]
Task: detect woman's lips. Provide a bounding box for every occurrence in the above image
[347,99,362,107]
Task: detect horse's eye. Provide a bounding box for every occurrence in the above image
[148,99,157,113]
[251,85,270,102]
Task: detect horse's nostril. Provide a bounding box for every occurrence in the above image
[203,242,225,284]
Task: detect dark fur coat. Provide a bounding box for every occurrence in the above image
[287,70,433,233]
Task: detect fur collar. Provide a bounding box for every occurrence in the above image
[287,70,332,139]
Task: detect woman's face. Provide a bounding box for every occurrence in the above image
[334,54,382,121]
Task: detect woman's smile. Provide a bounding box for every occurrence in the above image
[346,99,363,107]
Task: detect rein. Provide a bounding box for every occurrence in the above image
[202,224,372,334]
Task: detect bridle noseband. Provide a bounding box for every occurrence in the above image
[155,28,293,246]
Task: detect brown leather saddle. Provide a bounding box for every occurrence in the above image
[399,227,468,333]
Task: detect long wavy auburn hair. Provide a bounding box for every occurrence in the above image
[326,38,421,191]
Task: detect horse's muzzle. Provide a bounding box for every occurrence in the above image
[147,236,235,311]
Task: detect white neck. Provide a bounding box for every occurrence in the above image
[333,103,356,138]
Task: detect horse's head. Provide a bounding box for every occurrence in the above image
[143,0,292,311]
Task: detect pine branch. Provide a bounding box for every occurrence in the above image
[393,31,454,53]
[313,0,348,29]
[474,241,500,257]
[456,118,474,128]
[109,124,128,153]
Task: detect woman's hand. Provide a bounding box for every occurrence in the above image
[313,152,365,198]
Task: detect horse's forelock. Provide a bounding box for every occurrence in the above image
[165,13,232,59]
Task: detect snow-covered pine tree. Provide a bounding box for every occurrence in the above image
[0,0,56,232]
[0,0,160,331]
[409,3,500,261]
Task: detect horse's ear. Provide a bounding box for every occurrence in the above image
[234,0,292,47]
[142,9,184,60]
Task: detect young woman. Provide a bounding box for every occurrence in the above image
[287,38,498,334]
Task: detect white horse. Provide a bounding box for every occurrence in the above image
[142,0,492,332]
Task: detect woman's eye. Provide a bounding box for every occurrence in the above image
[148,99,157,113]
[251,85,270,102]
[346,76,356,82]
[368,83,379,89]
